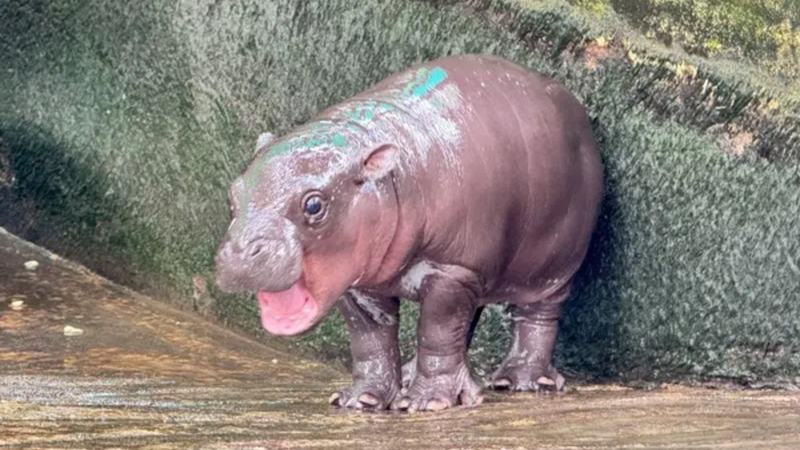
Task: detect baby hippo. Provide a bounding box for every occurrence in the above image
[215,54,603,412]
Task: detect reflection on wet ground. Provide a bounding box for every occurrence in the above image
[1,226,799,449]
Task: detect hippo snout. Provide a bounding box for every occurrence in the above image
[214,213,303,294]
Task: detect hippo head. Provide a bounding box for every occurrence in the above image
[215,128,400,336]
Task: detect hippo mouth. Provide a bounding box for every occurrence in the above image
[257,281,320,336]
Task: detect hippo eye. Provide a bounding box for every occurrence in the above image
[305,197,322,215]
[302,191,327,224]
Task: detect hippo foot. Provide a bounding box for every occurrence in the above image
[391,362,483,412]
[490,359,565,392]
[330,379,400,410]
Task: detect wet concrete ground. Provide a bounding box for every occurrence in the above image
[1,226,799,450]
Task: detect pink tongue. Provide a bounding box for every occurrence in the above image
[258,284,308,315]
[257,283,319,336]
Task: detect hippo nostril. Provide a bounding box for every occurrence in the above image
[249,243,264,258]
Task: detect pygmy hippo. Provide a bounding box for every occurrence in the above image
[215,54,603,412]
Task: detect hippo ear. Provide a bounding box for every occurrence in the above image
[359,144,397,182]
[254,132,275,154]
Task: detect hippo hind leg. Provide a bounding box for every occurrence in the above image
[490,284,569,392]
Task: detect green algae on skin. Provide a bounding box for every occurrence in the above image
[261,67,450,163]
[267,130,350,161]
[404,67,449,98]
[231,66,454,218]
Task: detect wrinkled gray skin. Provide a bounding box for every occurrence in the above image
[215,54,603,413]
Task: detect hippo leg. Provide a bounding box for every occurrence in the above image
[400,306,484,393]
[400,355,416,393]
[490,284,569,392]
[392,266,484,412]
[330,292,401,410]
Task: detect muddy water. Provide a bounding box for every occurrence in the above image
[1,226,798,450]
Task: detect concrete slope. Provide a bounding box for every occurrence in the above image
[1,227,799,450]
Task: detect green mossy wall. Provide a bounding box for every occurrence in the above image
[1,0,798,386]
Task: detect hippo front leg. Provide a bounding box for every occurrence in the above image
[330,291,401,410]
[392,265,484,412]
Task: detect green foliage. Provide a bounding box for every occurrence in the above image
[563,68,800,383]
[0,0,798,387]
[571,0,800,79]
[469,0,800,164]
